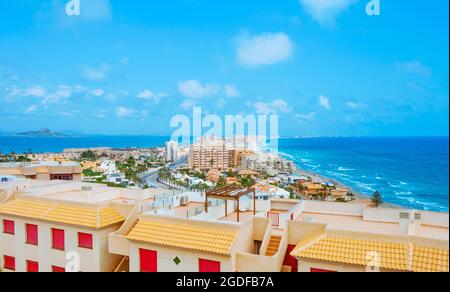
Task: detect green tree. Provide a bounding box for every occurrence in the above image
[81,150,97,161]
[371,191,383,207]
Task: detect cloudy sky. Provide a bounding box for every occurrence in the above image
[0,0,448,136]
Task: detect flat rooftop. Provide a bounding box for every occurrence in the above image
[298,212,449,241]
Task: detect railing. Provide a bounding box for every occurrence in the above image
[113,256,129,272]
[0,190,6,204]
[259,221,273,256]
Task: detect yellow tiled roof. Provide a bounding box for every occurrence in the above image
[291,236,410,271]
[126,221,239,255]
[291,236,449,272]
[412,246,449,273]
[0,199,124,229]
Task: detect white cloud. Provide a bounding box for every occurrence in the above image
[82,65,110,81]
[25,104,38,114]
[90,89,105,97]
[7,85,47,98]
[237,32,293,67]
[137,90,168,104]
[23,86,47,98]
[395,60,431,76]
[178,80,221,99]
[181,99,197,110]
[224,85,241,97]
[42,85,72,105]
[253,99,292,115]
[346,101,365,109]
[116,106,136,118]
[295,112,316,121]
[299,0,358,28]
[319,95,331,110]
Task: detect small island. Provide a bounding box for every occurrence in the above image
[16,128,68,137]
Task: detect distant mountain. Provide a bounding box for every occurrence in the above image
[16,128,69,137]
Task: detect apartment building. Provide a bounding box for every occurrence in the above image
[0,182,138,272]
[109,215,255,272]
[0,162,82,181]
[230,150,254,168]
[188,137,231,171]
[241,153,295,176]
[1,181,448,273]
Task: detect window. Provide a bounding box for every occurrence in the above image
[3,220,15,235]
[3,256,15,271]
[199,259,221,272]
[26,260,39,272]
[50,174,73,181]
[52,228,65,251]
[139,249,157,272]
[78,232,93,249]
[52,266,65,273]
[26,224,38,245]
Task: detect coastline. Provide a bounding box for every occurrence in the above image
[288,159,403,209]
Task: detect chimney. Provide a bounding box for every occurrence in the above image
[399,210,421,236]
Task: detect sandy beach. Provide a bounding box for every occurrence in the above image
[292,165,402,209]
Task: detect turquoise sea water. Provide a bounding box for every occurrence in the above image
[0,135,448,212]
[278,137,449,212]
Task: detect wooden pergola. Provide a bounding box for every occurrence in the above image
[205,186,256,222]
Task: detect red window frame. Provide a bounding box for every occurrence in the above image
[3,256,15,271]
[52,228,65,251]
[52,266,65,273]
[3,220,15,235]
[199,259,221,272]
[78,232,93,249]
[139,249,157,272]
[26,260,39,272]
[26,224,38,245]
[310,268,337,273]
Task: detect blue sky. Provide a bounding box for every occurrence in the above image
[0,0,448,136]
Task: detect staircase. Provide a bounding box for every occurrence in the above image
[265,236,282,256]
[113,256,129,272]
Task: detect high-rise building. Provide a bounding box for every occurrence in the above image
[165,141,179,162]
[188,137,231,171]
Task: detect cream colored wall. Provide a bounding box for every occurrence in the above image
[270,199,299,211]
[36,174,51,181]
[287,221,327,245]
[0,216,120,272]
[128,242,233,272]
[298,259,399,272]
[253,217,270,242]
[303,200,365,216]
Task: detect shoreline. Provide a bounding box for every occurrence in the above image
[291,166,405,209]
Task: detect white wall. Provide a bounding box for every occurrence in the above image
[0,216,121,272]
[129,243,233,272]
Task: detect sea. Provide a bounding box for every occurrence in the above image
[0,135,448,212]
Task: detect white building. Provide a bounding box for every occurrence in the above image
[165,141,179,162]
[99,161,118,175]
